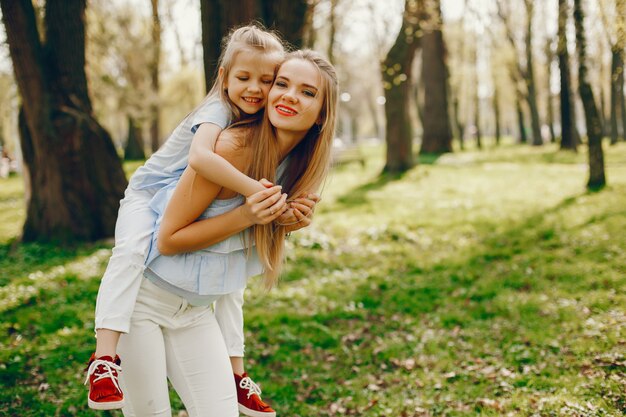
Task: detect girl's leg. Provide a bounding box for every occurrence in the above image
[215,290,276,417]
[214,289,246,365]
[95,188,157,349]
[164,304,238,417]
[117,280,173,417]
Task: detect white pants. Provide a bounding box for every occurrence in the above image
[118,279,238,417]
[215,289,245,357]
[95,187,247,357]
[95,187,157,333]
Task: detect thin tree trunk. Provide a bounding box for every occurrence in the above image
[382,0,420,173]
[474,90,482,149]
[413,82,425,128]
[1,0,127,242]
[150,0,161,153]
[524,0,542,145]
[302,0,318,49]
[618,0,626,142]
[574,0,606,189]
[493,82,501,146]
[558,0,577,151]
[516,91,528,144]
[419,0,453,154]
[327,0,337,64]
[610,48,621,144]
[125,116,146,160]
[453,94,465,150]
[545,40,556,143]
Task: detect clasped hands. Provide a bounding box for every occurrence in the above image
[241,179,319,233]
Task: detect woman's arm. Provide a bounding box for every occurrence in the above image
[188,123,267,197]
[158,134,288,255]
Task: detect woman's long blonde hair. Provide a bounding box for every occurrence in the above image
[244,50,339,288]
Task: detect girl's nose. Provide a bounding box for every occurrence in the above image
[247,82,261,93]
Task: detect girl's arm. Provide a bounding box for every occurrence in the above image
[188,123,267,197]
[158,135,288,255]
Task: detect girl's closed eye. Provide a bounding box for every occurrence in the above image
[237,76,249,81]
[262,79,273,85]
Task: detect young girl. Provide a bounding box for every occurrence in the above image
[86,25,287,415]
[117,49,338,417]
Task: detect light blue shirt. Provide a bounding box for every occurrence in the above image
[144,182,262,306]
[142,158,291,305]
[129,98,231,191]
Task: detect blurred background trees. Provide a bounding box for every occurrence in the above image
[0,0,624,242]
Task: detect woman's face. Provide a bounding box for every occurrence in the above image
[267,59,324,136]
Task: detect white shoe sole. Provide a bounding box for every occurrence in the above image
[238,403,276,417]
[88,396,125,410]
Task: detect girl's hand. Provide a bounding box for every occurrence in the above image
[283,207,313,233]
[240,186,288,225]
[276,193,320,230]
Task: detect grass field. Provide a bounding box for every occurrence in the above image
[1,141,625,416]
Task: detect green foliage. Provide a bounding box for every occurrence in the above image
[1,143,625,416]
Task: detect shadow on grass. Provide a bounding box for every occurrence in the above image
[333,170,408,208]
[0,240,108,287]
[417,153,443,165]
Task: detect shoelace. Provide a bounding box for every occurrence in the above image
[239,376,263,399]
[84,359,122,393]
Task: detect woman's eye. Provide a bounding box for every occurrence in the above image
[303,90,316,97]
[275,81,287,88]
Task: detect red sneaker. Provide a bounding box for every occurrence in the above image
[235,373,276,417]
[84,353,125,410]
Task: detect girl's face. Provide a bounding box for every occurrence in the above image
[223,51,278,115]
[267,59,324,136]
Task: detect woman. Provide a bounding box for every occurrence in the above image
[117,50,338,417]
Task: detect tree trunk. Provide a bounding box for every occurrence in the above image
[382,0,420,173]
[610,48,621,144]
[419,0,453,154]
[573,0,606,189]
[452,94,465,150]
[124,116,146,161]
[618,0,626,142]
[474,91,482,149]
[150,0,161,153]
[545,40,556,143]
[493,83,501,146]
[327,0,337,64]
[524,0,542,145]
[302,0,318,49]
[1,0,127,243]
[516,91,528,144]
[558,0,577,151]
[200,0,307,92]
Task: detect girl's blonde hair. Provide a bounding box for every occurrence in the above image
[244,50,339,288]
[206,24,285,123]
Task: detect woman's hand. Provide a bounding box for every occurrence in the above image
[240,184,288,225]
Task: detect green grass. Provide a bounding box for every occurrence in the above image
[1,140,625,416]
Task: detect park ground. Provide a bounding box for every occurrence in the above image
[1,140,625,416]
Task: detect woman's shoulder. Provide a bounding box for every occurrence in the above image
[214,128,251,167]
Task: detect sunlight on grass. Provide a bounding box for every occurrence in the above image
[2,143,626,416]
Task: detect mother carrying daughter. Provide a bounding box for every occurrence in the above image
[116,48,337,416]
[85,22,338,417]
